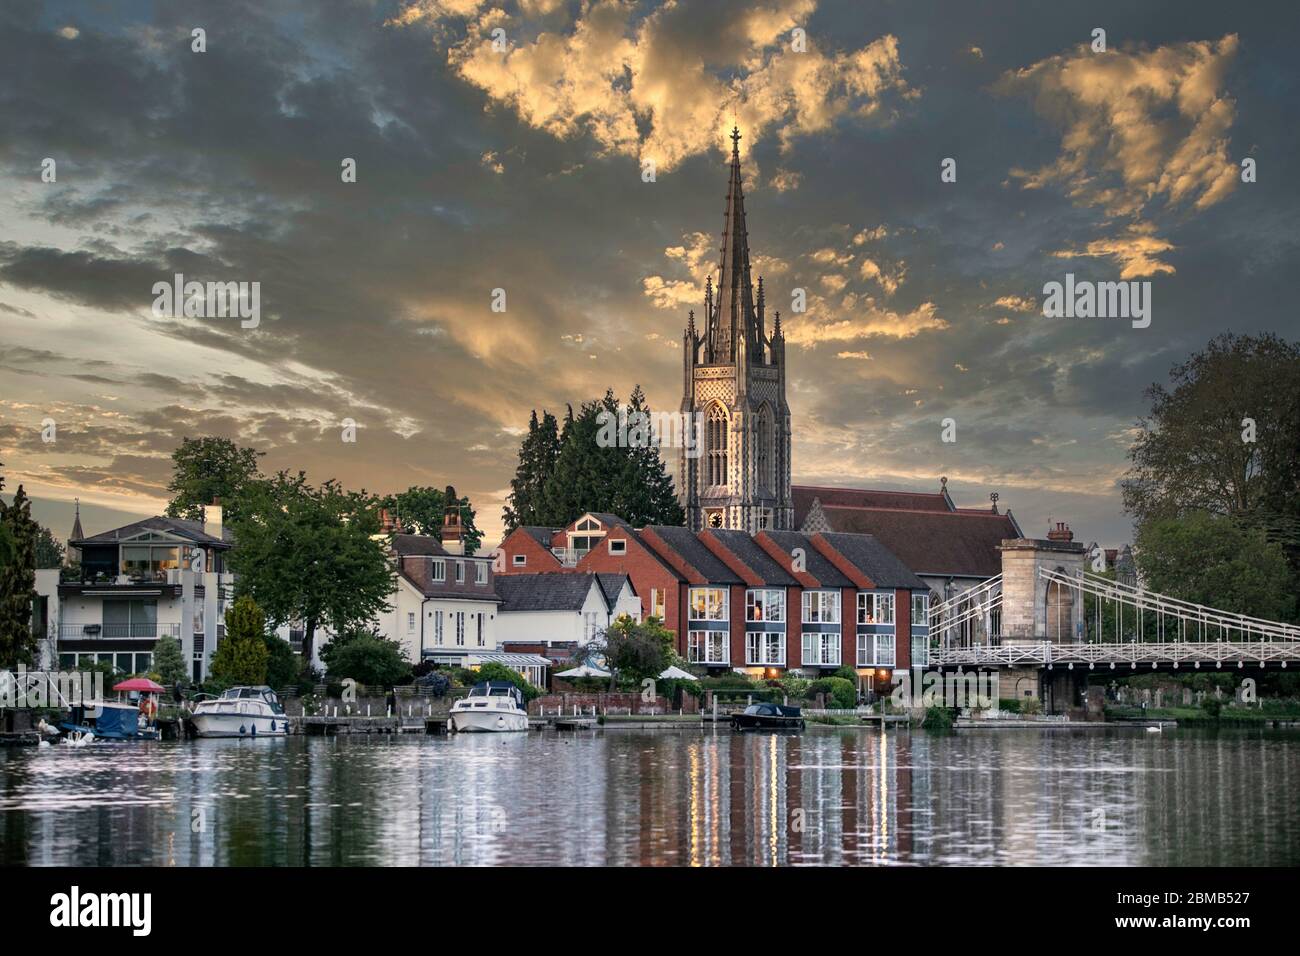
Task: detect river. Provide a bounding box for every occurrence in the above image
[1,726,1297,866]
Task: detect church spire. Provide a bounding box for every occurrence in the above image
[707,125,762,365]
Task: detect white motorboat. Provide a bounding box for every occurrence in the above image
[448,681,529,733]
[191,685,289,738]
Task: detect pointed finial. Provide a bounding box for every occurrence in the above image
[730,125,741,158]
[773,310,782,336]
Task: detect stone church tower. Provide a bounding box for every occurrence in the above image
[680,128,793,532]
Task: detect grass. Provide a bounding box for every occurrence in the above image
[1105,703,1300,725]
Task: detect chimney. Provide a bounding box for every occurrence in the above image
[205,498,224,542]
[1047,521,1073,542]
[440,485,465,556]
[379,508,395,534]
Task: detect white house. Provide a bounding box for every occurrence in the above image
[494,572,640,647]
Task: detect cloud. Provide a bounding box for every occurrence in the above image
[990,294,1037,312]
[393,0,914,170]
[783,299,946,346]
[1049,223,1177,279]
[997,35,1240,219]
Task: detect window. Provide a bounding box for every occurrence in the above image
[755,406,774,492]
[103,599,158,638]
[911,636,929,667]
[649,588,666,620]
[875,633,896,667]
[513,554,527,567]
[476,562,488,585]
[857,633,895,666]
[802,590,839,624]
[455,562,465,584]
[576,517,601,531]
[857,592,894,625]
[609,538,627,555]
[746,631,785,666]
[746,588,785,623]
[433,610,444,645]
[455,612,465,646]
[585,612,600,641]
[688,630,729,664]
[135,652,152,673]
[801,632,840,666]
[431,559,446,582]
[912,593,929,626]
[688,587,728,621]
[407,612,416,635]
[706,404,728,488]
[476,614,485,647]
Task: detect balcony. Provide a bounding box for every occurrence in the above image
[550,548,589,568]
[58,623,182,641]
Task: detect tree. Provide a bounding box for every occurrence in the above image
[1123,333,1300,563]
[468,660,541,701]
[262,634,300,691]
[378,485,483,554]
[581,614,673,689]
[506,388,684,530]
[165,437,264,524]
[0,474,40,667]
[1134,512,1296,623]
[33,524,64,569]
[227,472,394,664]
[320,630,411,687]
[152,634,189,687]
[502,410,561,529]
[210,595,270,685]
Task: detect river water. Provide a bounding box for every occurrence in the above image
[1,726,1297,866]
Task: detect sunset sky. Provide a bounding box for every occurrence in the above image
[2,0,1296,549]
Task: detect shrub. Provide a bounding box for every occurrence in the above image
[469,661,541,702]
[263,634,299,691]
[324,634,412,688]
[152,634,188,687]
[831,666,860,684]
[922,706,955,731]
[210,596,270,685]
[1021,697,1042,716]
[1200,696,1223,719]
[997,698,1022,714]
[810,676,856,709]
[414,670,451,697]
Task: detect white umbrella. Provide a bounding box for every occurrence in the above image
[555,662,612,679]
[658,665,698,681]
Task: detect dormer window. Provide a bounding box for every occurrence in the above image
[476,562,488,585]
[513,554,527,567]
[609,539,627,555]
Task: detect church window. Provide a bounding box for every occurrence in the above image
[706,405,728,487]
[756,406,774,492]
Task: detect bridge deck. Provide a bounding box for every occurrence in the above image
[929,640,1300,668]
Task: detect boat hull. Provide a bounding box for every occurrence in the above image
[730,715,805,731]
[448,710,529,733]
[191,712,288,738]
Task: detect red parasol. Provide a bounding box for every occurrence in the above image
[113,677,165,693]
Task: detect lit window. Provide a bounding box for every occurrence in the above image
[857,592,894,625]
[649,588,666,620]
[746,588,785,623]
[688,587,728,621]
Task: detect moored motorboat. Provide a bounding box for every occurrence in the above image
[191,685,288,738]
[448,681,529,733]
[730,702,805,731]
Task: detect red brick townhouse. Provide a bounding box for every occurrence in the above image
[496,513,928,687]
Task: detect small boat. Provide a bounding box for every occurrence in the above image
[730,702,805,731]
[190,685,288,738]
[448,681,529,733]
[60,702,160,741]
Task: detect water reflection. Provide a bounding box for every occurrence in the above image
[1,727,1297,866]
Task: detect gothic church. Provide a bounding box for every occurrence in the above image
[680,128,793,532]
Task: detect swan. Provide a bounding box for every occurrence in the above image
[35,718,60,737]
[1146,724,1162,733]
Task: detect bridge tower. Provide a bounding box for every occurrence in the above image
[998,523,1086,642]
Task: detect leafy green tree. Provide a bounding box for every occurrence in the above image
[1134,511,1297,623]
[165,437,264,524]
[581,614,673,689]
[320,630,411,687]
[152,634,189,687]
[378,485,483,554]
[0,474,39,667]
[227,472,394,664]
[1123,333,1300,572]
[33,524,64,569]
[263,634,299,690]
[210,596,270,685]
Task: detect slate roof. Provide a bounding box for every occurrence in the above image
[73,516,230,549]
[709,529,797,586]
[390,533,448,557]
[762,531,853,588]
[810,507,1017,578]
[816,532,927,590]
[595,573,634,606]
[518,526,559,547]
[793,484,951,515]
[495,573,599,612]
[644,525,743,584]
[398,554,502,603]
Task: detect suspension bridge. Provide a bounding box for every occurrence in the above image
[926,561,1300,672]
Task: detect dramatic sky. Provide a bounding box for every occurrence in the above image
[1,0,1297,549]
